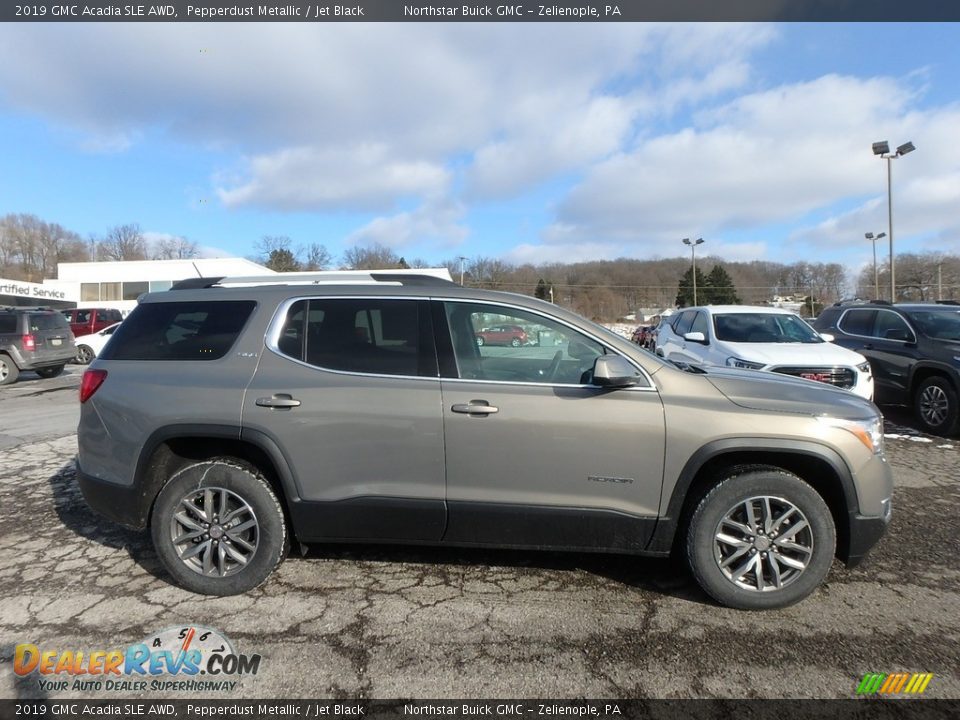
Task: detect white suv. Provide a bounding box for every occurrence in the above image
[657,305,874,400]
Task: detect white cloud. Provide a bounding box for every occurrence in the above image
[216,145,450,212]
[545,73,960,257]
[346,199,469,250]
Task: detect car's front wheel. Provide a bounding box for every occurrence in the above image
[913,376,959,436]
[686,469,835,610]
[150,459,288,595]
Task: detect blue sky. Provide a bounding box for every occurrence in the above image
[1,22,958,276]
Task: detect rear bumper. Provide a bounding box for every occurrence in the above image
[20,349,76,370]
[76,463,148,530]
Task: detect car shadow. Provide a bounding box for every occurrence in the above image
[47,460,712,605]
[46,459,167,582]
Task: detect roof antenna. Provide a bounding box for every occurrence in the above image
[191,261,202,277]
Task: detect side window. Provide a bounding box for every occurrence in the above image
[96,311,110,322]
[276,298,429,377]
[873,310,913,341]
[441,302,611,385]
[76,310,91,324]
[690,311,709,337]
[838,309,876,337]
[0,315,16,334]
[673,311,696,337]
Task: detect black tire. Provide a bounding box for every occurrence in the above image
[913,376,959,437]
[150,458,288,595]
[510,337,521,347]
[686,470,835,610]
[75,345,94,365]
[35,365,65,379]
[476,336,485,347]
[0,354,20,385]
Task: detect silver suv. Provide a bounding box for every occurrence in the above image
[76,272,893,609]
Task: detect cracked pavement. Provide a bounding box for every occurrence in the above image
[0,369,958,699]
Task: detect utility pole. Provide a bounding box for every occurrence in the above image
[458,256,467,286]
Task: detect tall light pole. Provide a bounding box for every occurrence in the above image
[872,140,915,303]
[865,231,886,300]
[457,256,467,286]
[682,237,705,306]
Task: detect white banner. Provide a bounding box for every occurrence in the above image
[0,277,75,302]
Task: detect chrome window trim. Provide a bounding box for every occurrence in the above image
[263,295,657,391]
[837,307,917,344]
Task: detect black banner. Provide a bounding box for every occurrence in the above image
[2,700,960,720]
[2,0,960,23]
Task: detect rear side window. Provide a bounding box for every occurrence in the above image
[28,313,69,332]
[101,301,256,361]
[0,315,16,334]
[275,298,431,377]
[838,309,877,337]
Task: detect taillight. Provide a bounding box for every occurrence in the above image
[22,334,35,352]
[80,369,107,403]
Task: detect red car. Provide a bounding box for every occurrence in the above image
[475,324,529,347]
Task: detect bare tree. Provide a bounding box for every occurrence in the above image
[96,224,147,261]
[301,243,333,271]
[0,213,88,280]
[341,243,401,270]
[152,236,199,260]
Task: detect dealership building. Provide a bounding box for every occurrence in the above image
[0,258,275,314]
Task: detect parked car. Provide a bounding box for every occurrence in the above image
[630,325,653,348]
[656,306,874,401]
[814,300,960,435]
[0,306,76,385]
[77,272,892,609]
[475,324,529,347]
[61,307,124,339]
[73,322,121,365]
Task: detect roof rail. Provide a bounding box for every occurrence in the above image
[170,270,454,290]
[870,300,893,306]
[935,300,960,306]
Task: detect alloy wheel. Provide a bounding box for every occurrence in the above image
[919,385,949,427]
[169,487,260,577]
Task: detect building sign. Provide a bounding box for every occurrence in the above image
[0,277,74,302]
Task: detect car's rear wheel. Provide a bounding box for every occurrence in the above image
[75,345,94,364]
[35,365,65,378]
[150,459,288,595]
[913,376,959,436]
[686,469,835,610]
[0,355,20,385]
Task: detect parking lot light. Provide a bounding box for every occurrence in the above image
[682,237,705,305]
[873,139,915,303]
[865,232,886,300]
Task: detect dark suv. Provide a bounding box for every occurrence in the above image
[76,272,893,609]
[0,306,77,385]
[814,301,960,435]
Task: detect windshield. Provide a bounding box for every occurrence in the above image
[714,313,823,344]
[908,310,960,341]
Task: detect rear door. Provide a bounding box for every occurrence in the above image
[242,296,447,543]
[435,299,666,552]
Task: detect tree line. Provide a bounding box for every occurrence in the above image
[3,212,957,320]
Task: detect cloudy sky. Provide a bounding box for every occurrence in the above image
[1,22,958,272]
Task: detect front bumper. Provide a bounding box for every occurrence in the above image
[844,499,892,568]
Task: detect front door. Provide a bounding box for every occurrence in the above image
[435,300,666,552]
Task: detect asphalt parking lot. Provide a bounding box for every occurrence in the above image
[0,367,958,700]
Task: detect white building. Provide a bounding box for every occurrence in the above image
[39,258,277,314]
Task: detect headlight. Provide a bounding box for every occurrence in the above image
[817,416,884,455]
[856,362,871,373]
[726,357,765,370]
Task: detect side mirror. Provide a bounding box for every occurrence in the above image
[683,331,707,344]
[592,355,641,388]
[819,333,835,342]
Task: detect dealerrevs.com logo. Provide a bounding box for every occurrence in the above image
[14,626,261,693]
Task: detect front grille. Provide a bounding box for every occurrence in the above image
[772,366,856,389]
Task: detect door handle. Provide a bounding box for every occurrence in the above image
[863,344,874,350]
[451,401,499,415]
[256,394,301,409]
